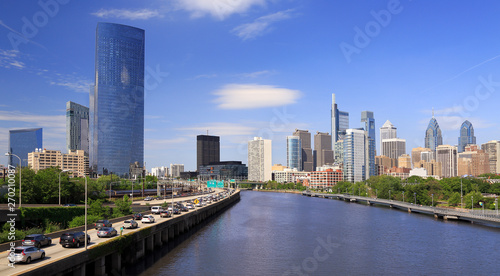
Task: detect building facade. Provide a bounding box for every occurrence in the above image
[198,161,248,180]
[411,147,432,167]
[361,111,376,177]
[196,135,220,171]
[293,129,313,171]
[436,145,457,178]
[28,149,89,176]
[343,129,367,183]
[170,164,184,178]
[380,120,397,154]
[313,132,334,169]
[458,120,476,153]
[481,140,500,174]
[8,128,43,167]
[398,154,412,169]
[151,166,168,178]
[286,136,302,171]
[273,169,310,184]
[66,101,89,155]
[381,138,406,162]
[248,137,272,182]
[331,94,349,159]
[425,116,443,151]
[90,23,145,177]
[309,169,343,189]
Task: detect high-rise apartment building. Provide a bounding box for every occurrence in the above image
[8,128,43,167]
[90,23,145,177]
[287,136,302,171]
[457,145,490,176]
[380,120,397,153]
[314,132,334,169]
[481,140,500,174]
[398,154,412,169]
[197,135,220,171]
[66,101,89,155]
[425,115,443,151]
[151,166,168,178]
[436,145,457,178]
[361,111,376,177]
[28,149,89,176]
[331,94,349,159]
[411,147,432,167]
[415,159,442,178]
[248,137,272,182]
[458,120,476,153]
[343,129,367,183]
[293,129,313,171]
[381,138,406,161]
[170,164,184,178]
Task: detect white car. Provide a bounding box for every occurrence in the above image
[150,206,163,214]
[141,215,155,223]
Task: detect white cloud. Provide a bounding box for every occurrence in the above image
[92,8,162,20]
[43,71,92,93]
[175,0,266,20]
[0,111,65,129]
[237,70,275,78]
[213,83,301,109]
[0,49,25,69]
[232,9,294,40]
[179,122,257,136]
[191,73,217,80]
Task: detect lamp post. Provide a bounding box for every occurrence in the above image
[58,169,71,205]
[389,190,391,201]
[5,153,21,208]
[431,194,434,208]
[109,172,113,201]
[402,191,405,203]
[496,196,498,216]
[414,192,416,205]
[471,196,473,212]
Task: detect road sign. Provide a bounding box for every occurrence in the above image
[194,199,199,204]
[217,181,224,188]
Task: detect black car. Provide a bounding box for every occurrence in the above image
[94,219,112,229]
[22,234,52,248]
[132,213,143,220]
[60,232,90,248]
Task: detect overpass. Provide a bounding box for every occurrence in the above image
[303,191,500,227]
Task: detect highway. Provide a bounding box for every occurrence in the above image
[0,189,230,276]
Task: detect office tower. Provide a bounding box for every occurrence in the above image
[314,132,334,169]
[411,147,432,167]
[293,129,313,171]
[458,145,490,176]
[425,114,443,151]
[361,111,376,177]
[481,140,500,174]
[458,120,476,153]
[169,164,184,178]
[381,138,406,161]
[331,94,349,158]
[380,120,397,154]
[8,128,42,167]
[248,137,272,182]
[334,140,344,165]
[90,23,145,177]
[197,135,220,171]
[344,129,367,183]
[398,154,411,169]
[287,136,302,171]
[66,101,89,155]
[436,145,457,178]
[375,155,396,171]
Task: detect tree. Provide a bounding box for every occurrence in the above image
[114,195,132,216]
[448,192,461,206]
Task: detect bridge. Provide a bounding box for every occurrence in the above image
[303,191,500,226]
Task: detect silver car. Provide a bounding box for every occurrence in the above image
[123,220,138,229]
[8,246,45,264]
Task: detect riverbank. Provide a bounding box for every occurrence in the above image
[246,189,303,194]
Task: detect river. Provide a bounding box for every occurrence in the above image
[127,190,500,275]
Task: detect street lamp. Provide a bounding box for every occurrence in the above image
[59,169,72,205]
[389,190,391,200]
[414,192,416,205]
[431,194,434,207]
[5,153,21,208]
[496,196,498,216]
[376,189,378,198]
[471,196,473,212]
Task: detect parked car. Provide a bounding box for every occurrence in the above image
[97,227,118,238]
[160,210,171,218]
[60,232,90,248]
[8,246,45,264]
[141,215,155,223]
[22,234,52,248]
[94,219,112,229]
[132,213,143,220]
[63,203,77,207]
[151,206,163,214]
[123,220,138,229]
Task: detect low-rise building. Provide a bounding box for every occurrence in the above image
[273,169,310,183]
[309,169,343,189]
[28,149,89,176]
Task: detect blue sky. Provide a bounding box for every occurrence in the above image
[1,0,500,171]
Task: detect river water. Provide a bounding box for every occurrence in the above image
[129,190,500,275]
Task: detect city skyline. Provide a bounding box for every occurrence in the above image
[2,1,500,170]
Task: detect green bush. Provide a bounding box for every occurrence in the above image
[68,215,100,228]
[20,206,85,229]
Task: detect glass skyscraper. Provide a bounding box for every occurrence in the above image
[90,23,145,177]
[287,136,302,171]
[361,111,376,177]
[8,128,42,167]
[458,120,476,153]
[331,94,349,162]
[425,116,443,151]
[66,101,89,155]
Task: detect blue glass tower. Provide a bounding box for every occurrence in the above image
[361,111,376,177]
[425,116,443,151]
[458,120,476,153]
[8,128,42,167]
[287,136,302,171]
[90,23,145,177]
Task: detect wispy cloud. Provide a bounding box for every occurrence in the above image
[145,137,188,150]
[179,122,257,136]
[190,73,217,80]
[0,49,25,69]
[419,106,495,131]
[232,9,294,40]
[92,8,162,20]
[237,70,275,78]
[175,0,266,20]
[47,72,92,93]
[0,110,65,129]
[213,83,301,109]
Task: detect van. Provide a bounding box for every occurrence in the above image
[151,206,163,214]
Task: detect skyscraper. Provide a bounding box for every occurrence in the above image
[90,23,145,177]
[8,128,43,167]
[361,111,376,177]
[66,101,89,155]
[380,120,397,154]
[344,128,367,183]
[411,147,432,167]
[382,138,406,163]
[248,137,272,182]
[197,135,220,171]
[314,132,334,169]
[481,140,500,174]
[436,145,457,178]
[458,120,476,153]
[293,129,313,171]
[331,94,349,159]
[287,136,302,171]
[425,115,443,151]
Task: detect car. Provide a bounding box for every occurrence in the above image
[159,210,171,218]
[22,234,52,249]
[173,208,181,214]
[95,219,112,229]
[123,220,138,229]
[151,206,163,214]
[97,227,118,238]
[141,215,155,223]
[8,246,45,264]
[132,213,143,220]
[63,203,77,207]
[144,196,153,201]
[186,204,194,209]
[60,232,90,248]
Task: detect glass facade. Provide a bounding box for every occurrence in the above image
[458,120,476,153]
[287,136,302,171]
[66,101,89,154]
[9,128,42,167]
[90,23,145,177]
[361,111,376,177]
[425,117,443,151]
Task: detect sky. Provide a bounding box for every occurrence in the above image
[1,0,500,171]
